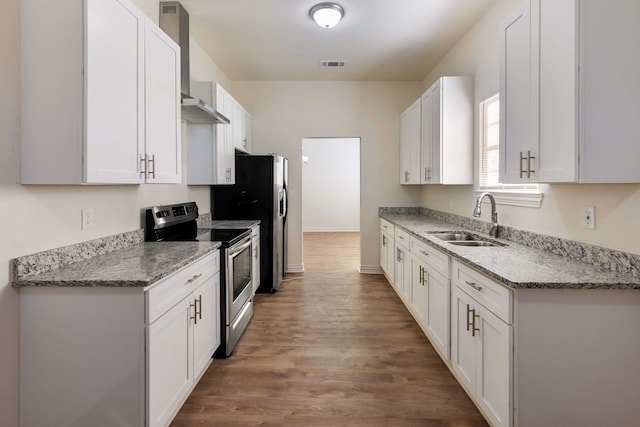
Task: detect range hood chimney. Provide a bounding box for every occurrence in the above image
[159,2,230,125]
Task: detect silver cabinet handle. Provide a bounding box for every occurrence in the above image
[465,280,483,292]
[148,154,155,179]
[465,304,480,337]
[140,155,147,178]
[190,301,198,324]
[196,295,202,320]
[526,150,535,178]
[420,250,430,257]
[186,273,202,285]
[519,151,526,178]
[404,171,409,182]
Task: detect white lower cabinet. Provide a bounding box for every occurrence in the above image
[19,251,220,427]
[451,260,512,427]
[379,219,394,280]
[410,237,450,359]
[147,271,220,427]
[251,224,261,294]
[394,230,412,303]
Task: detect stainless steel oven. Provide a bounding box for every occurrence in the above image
[144,202,254,357]
[224,233,253,355]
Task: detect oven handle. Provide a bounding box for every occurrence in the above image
[228,238,252,258]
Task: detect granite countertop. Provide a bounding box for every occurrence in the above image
[199,219,260,229]
[13,241,221,287]
[381,213,640,290]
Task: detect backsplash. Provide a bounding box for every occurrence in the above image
[12,229,144,281]
[379,207,640,278]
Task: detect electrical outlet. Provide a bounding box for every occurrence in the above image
[581,207,595,229]
[82,208,94,229]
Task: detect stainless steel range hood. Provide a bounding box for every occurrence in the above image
[159,2,230,125]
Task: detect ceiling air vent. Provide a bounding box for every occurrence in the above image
[320,60,346,68]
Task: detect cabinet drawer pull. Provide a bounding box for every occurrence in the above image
[420,250,430,257]
[465,280,483,291]
[186,273,202,285]
[196,295,202,320]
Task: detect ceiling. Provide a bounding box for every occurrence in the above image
[179,0,496,81]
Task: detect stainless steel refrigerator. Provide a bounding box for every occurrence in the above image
[211,153,288,293]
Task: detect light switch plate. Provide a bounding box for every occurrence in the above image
[581,207,595,229]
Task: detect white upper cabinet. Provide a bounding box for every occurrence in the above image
[500,0,640,183]
[21,0,181,185]
[399,98,421,184]
[143,21,182,184]
[399,76,473,186]
[186,82,253,185]
[421,76,474,185]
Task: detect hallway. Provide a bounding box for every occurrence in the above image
[171,232,487,426]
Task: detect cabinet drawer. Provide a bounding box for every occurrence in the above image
[451,259,512,324]
[380,218,393,234]
[410,237,449,278]
[146,251,219,324]
[394,227,411,248]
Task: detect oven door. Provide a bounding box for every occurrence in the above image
[226,237,253,323]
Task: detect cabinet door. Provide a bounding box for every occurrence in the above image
[232,101,245,152]
[477,304,512,427]
[144,21,181,184]
[499,1,538,183]
[84,0,144,184]
[379,231,393,280]
[193,275,220,377]
[410,256,427,327]
[579,0,640,183]
[215,86,235,184]
[395,244,411,303]
[252,234,260,294]
[147,296,192,427]
[243,110,252,153]
[425,267,449,359]
[427,81,442,184]
[451,286,477,395]
[399,99,421,184]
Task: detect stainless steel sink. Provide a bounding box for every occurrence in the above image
[429,232,478,241]
[447,240,504,247]
[428,231,506,247]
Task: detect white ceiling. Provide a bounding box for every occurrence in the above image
[179,0,496,81]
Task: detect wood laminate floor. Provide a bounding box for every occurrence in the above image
[171,232,487,426]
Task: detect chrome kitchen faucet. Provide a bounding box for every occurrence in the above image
[473,192,499,238]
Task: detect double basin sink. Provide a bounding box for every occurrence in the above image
[429,232,506,247]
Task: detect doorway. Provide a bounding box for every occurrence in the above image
[301,137,361,272]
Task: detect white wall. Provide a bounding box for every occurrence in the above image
[0,1,228,425]
[420,0,640,255]
[302,138,360,232]
[230,81,423,272]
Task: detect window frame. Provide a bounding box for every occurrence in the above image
[476,92,543,208]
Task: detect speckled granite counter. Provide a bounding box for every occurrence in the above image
[380,209,640,290]
[13,235,220,287]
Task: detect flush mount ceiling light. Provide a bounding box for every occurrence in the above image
[309,3,344,29]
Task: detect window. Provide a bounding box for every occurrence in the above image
[477,94,543,208]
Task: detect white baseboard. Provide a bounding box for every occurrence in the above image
[359,265,383,274]
[286,264,304,273]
